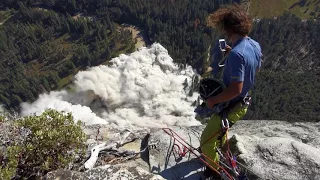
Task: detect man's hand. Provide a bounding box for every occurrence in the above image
[206,98,216,110]
[224,45,232,56]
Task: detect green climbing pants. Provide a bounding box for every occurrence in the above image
[200,102,248,170]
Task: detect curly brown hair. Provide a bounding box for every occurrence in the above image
[207,4,252,36]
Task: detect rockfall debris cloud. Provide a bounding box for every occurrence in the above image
[20,43,201,128]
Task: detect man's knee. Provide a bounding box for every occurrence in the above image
[200,115,225,169]
[200,115,222,144]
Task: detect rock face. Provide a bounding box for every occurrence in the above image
[230,120,320,180]
[46,164,164,180]
[81,124,151,170]
[46,120,320,180]
[147,121,320,180]
[235,135,320,180]
[148,126,206,180]
[46,124,163,179]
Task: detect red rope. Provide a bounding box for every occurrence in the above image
[173,144,188,157]
[162,128,234,180]
[225,131,237,170]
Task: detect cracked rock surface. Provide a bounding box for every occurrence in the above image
[45,120,320,180]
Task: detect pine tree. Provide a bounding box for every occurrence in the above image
[12,94,23,105]
[41,77,51,91]
[71,0,77,12]
[0,95,10,106]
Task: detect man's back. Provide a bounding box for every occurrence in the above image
[223,37,262,99]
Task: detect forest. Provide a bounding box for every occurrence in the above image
[0,1,135,109]
[0,0,319,121]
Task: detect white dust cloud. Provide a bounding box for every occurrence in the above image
[21,43,201,128]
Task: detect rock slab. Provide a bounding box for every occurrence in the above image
[46,165,164,180]
[148,126,206,180]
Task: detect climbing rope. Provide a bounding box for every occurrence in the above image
[162,127,235,180]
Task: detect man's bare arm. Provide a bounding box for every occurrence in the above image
[206,81,243,109]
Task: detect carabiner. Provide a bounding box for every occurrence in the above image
[221,118,229,130]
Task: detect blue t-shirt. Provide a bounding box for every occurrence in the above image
[223,37,262,101]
